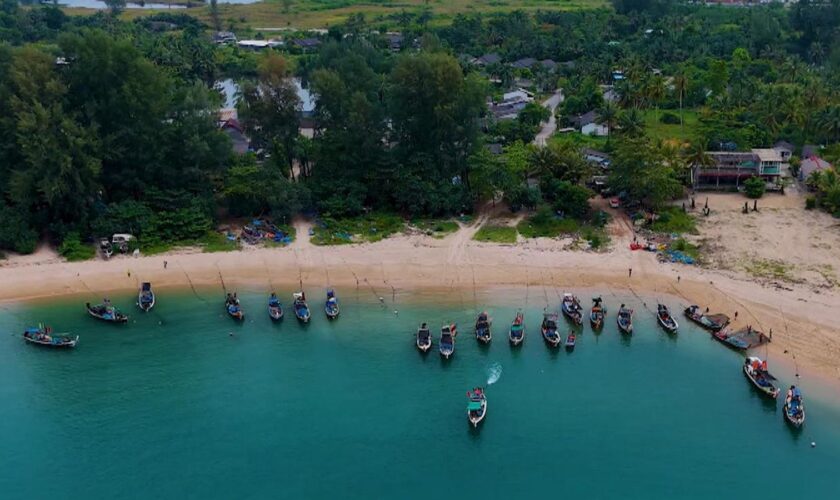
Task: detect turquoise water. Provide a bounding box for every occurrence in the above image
[1,287,839,499]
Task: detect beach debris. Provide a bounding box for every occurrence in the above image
[238,218,294,246]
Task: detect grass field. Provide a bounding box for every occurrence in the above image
[641,109,700,143]
[66,0,608,30]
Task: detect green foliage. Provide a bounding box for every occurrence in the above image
[312,213,405,245]
[58,232,95,262]
[805,196,816,210]
[200,231,239,253]
[671,237,700,259]
[743,176,766,199]
[516,206,580,238]
[223,155,310,221]
[540,178,593,218]
[0,202,37,254]
[610,137,682,209]
[659,112,681,125]
[650,207,697,234]
[412,219,459,238]
[472,225,518,244]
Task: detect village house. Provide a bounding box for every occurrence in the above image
[293,38,321,51]
[385,32,403,51]
[773,140,794,161]
[488,89,533,120]
[213,31,237,45]
[582,148,611,169]
[692,149,784,189]
[237,39,284,50]
[475,53,502,66]
[573,111,608,137]
[511,57,538,69]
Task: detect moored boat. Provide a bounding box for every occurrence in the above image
[225,293,245,321]
[565,332,576,350]
[268,293,284,321]
[439,323,456,358]
[416,323,432,352]
[22,326,78,348]
[509,311,525,346]
[743,356,780,398]
[684,305,729,332]
[656,303,678,333]
[590,297,606,329]
[475,311,491,344]
[325,289,340,319]
[712,328,749,351]
[783,385,805,428]
[138,282,155,312]
[86,299,128,323]
[541,312,562,347]
[466,387,487,427]
[561,293,583,325]
[293,291,311,323]
[617,304,633,334]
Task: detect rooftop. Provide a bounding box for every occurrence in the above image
[752,148,783,163]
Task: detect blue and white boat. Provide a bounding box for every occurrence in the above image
[325,289,340,319]
[293,292,311,323]
[268,293,283,321]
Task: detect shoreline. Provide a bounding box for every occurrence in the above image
[3,231,840,395]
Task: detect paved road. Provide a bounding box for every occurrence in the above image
[533,90,564,147]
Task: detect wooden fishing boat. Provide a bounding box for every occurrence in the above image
[565,332,576,350]
[86,300,128,323]
[509,311,525,346]
[293,291,311,323]
[325,289,340,320]
[684,305,729,332]
[416,323,432,352]
[137,282,155,312]
[590,297,606,329]
[783,386,805,428]
[561,293,583,325]
[225,293,245,321]
[474,311,491,344]
[22,326,78,348]
[617,304,633,334]
[439,323,456,358]
[656,304,678,333]
[268,293,284,321]
[712,328,750,351]
[743,356,780,399]
[541,312,562,347]
[466,387,487,427]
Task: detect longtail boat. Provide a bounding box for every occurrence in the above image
[565,332,576,350]
[86,300,128,323]
[416,323,432,352]
[474,311,491,344]
[590,297,606,329]
[561,293,583,325]
[509,311,525,346]
[657,304,678,333]
[743,356,780,399]
[293,292,311,323]
[325,289,340,319]
[617,304,633,334]
[684,305,729,332]
[439,323,457,358]
[783,386,805,428]
[268,293,284,321]
[22,326,78,348]
[137,282,155,312]
[225,293,245,321]
[466,387,487,427]
[541,312,561,347]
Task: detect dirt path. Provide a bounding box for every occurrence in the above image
[533,89,564,147]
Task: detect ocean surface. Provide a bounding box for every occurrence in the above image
[1,287,838,499]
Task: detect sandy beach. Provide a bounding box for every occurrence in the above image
[3,192,840,389]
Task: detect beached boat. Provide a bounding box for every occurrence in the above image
[684,305,729,332]
[416,323,432,352]
[561,293,583,325]
[509,311,525,346]
[268,293,284,321]
[293,292,311,323]
[743,356,780,399]
[225,293,245,321]
[712,329,750,351]
[439,323,457,358]
[86,300,128,323]
[590,297,606,329]
[617,304,633,334]
[22,326,78,348]
[656,304,678,333]
[325,289,340,319]
[541,312,562,347]
[138,282,155,312]
[565,332,576,350]
[783,386,805,428]
[475,311,491,344]
[466,387,487,427]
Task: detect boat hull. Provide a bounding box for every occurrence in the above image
[658,316,678,333]
[417,341,432,352]
[743,364,779,399]
[269,307,283,321]
[783,403,805,428]
[542,330,561,347]
[86,308,128,323]
[468,399,487,428]
[23,335,79,348]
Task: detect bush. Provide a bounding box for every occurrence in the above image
[805,196,816,210]
[744,176,765,199]
[472,225,518,243]
[0,204,38,254]
[58,232,95,262]
[659,112,681,125]
[540,178,593,218]
[650,207,697,234]
[312,213,405,245]
[517,206,580,238]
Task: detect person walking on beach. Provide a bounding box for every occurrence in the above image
[628,268,633,278]
[164,260,168,269]
[734,311,738,320]
[677,275,681,283]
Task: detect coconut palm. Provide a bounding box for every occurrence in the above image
[672,72,688,131]
[597,101,619,144]
[618,108,645,137]
[684,142,715,189]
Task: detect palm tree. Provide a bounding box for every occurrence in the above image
[597,101,619,144]
[684,142,715,190]
[818,105,840,143]
[672,72,688,131]
[618,108,645,137]
[646,74,666,123]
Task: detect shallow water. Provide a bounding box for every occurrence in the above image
[1,288,838,498]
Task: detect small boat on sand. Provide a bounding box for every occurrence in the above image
[617,304,633,334]
[657,304,678,333]
[225,293,245,321]
[561,293,583,325]
[416,323,432,352]
[138,282,155,312]
[23,326,78,348]
[590,297,606,329]
[684,305,729,332]
[268,293,284,321]
[440,323,457,358]
[293,291,311,323]
[541,312,562,347]
[565,332,576,350]
[466,387,487,427]
[783,385,805,428]
[325,289,340,319]
[509,311,525,346]
[743,356,780,398]
[86,300,128,323]
[475,311,491,344]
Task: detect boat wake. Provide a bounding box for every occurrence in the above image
[486,362,502,385]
